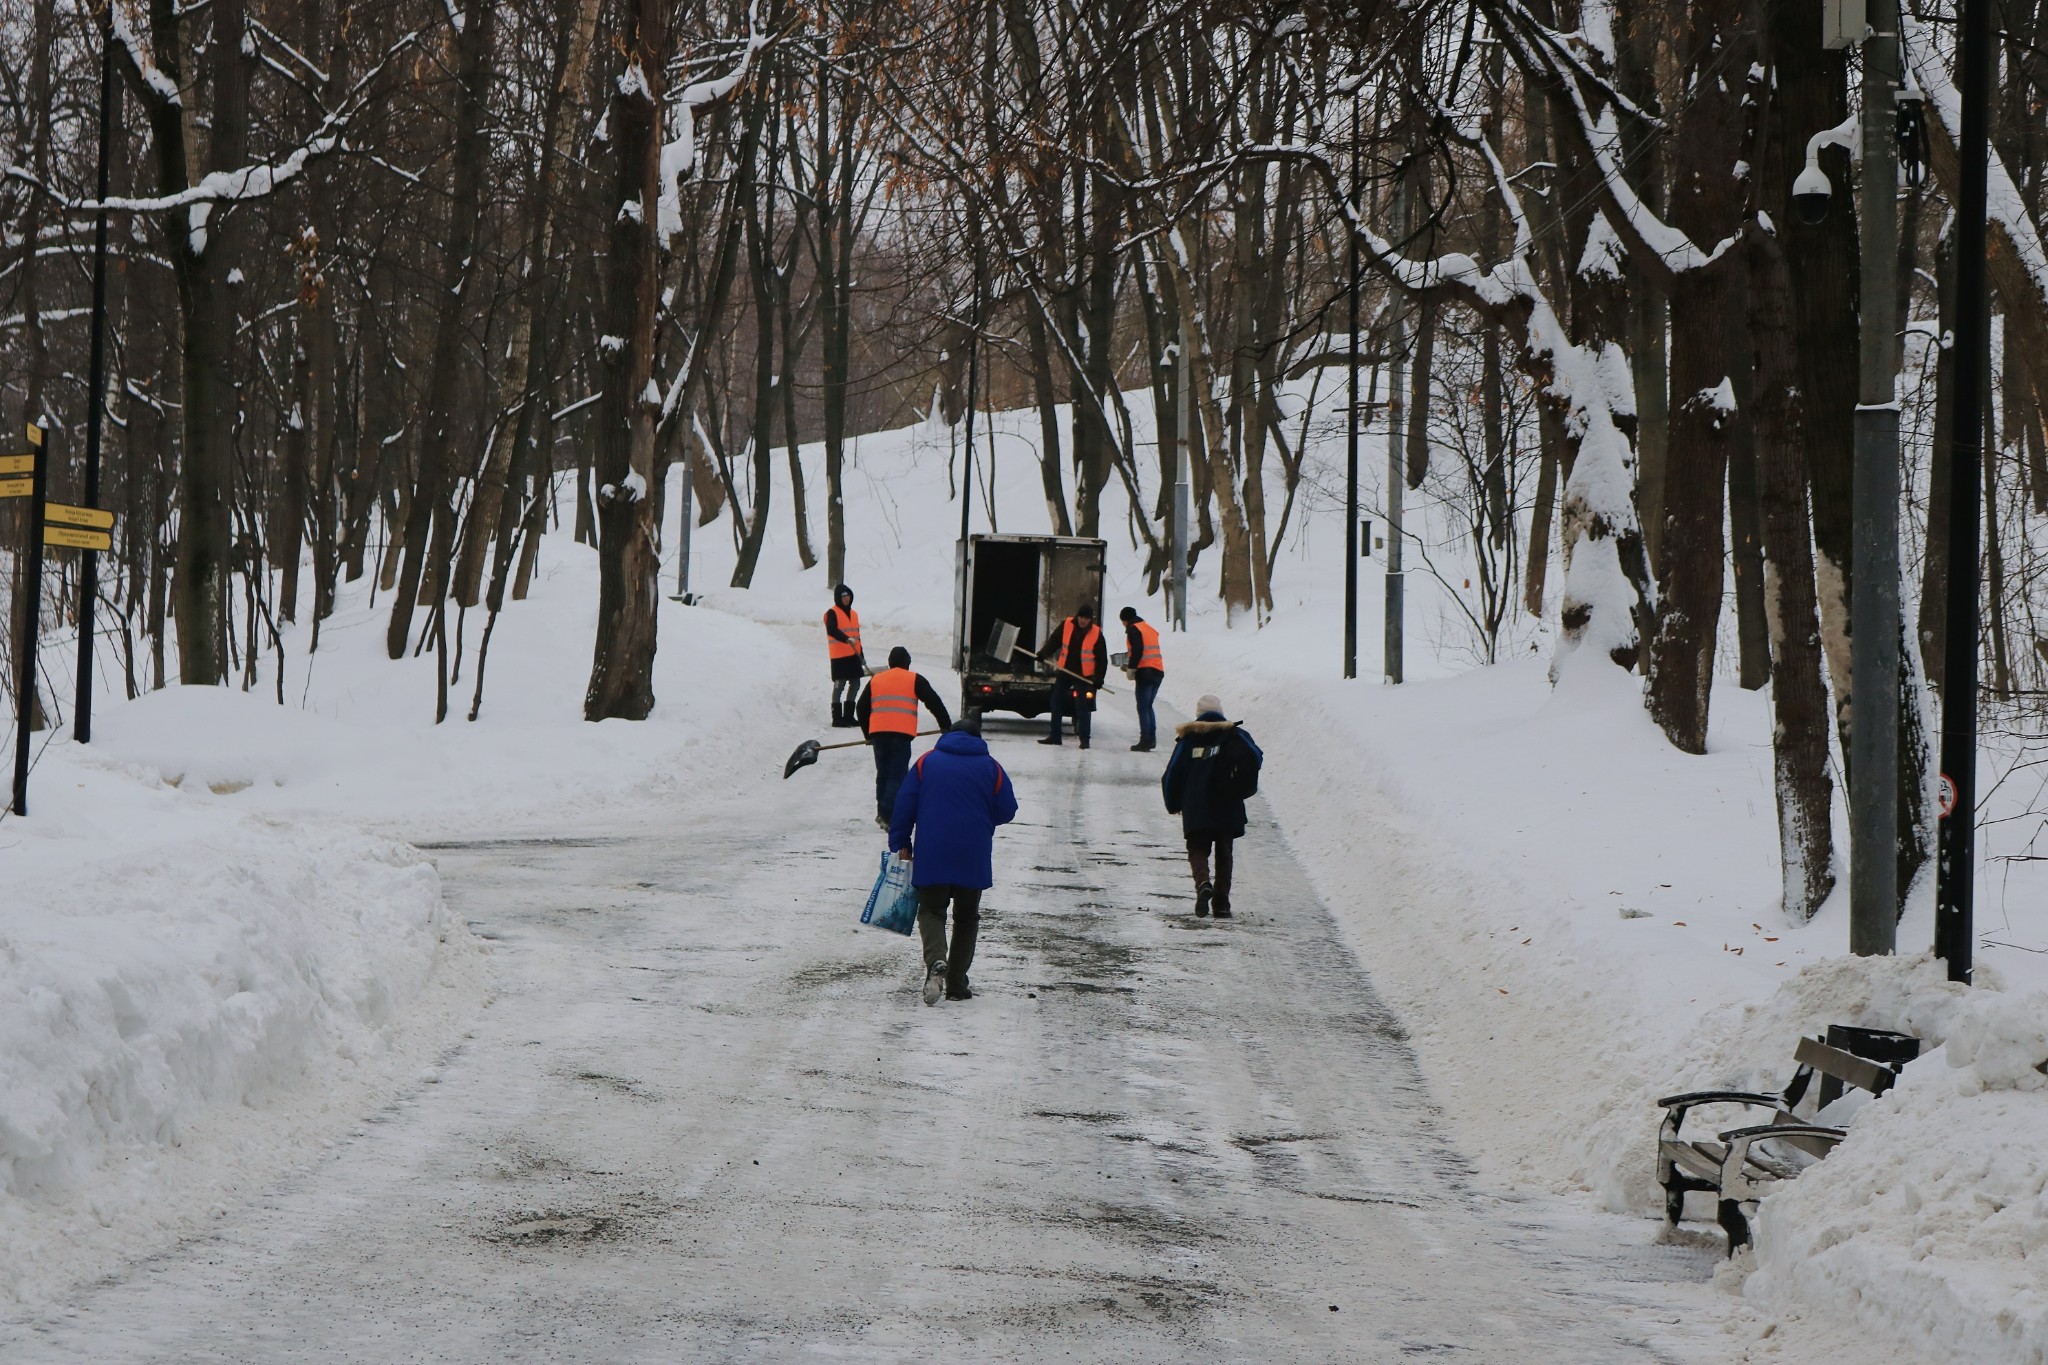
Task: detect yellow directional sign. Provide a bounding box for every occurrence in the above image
[46,502,113,530]
[0,454,34,475]
[43,524,111,552]
[0,477,29,499]
[25,423,43,447]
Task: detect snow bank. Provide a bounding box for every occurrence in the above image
[0,758,482,1307]
[1747,967,2048,1364]
[1,530,828,1310]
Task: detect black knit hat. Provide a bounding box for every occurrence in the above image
[1077,602,1095,619]
[888,646,911,669]
[1118,606,1138,622]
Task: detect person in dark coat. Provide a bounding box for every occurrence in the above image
[824,584,865,727]
[889,730,1018,1004]
[1161,693,1263,919]
[1035,602,1109,749]
[856,646,953,829]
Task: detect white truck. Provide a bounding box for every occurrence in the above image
[952,533,1108,727]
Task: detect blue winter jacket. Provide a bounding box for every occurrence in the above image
[1162,711,1264,838]
[888,731,1018,889]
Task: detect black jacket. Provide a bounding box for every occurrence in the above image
[1040,617,1108,684]
[1162,716,1264,838]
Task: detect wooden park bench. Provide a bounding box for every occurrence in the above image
[1656,1024,1920,1253]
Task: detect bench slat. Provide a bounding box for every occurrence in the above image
[1792,1037,1896,1096]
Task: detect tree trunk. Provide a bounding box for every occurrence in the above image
[454,0,601,610]
[584,0,669,721]
[386,0,495,660]
[1748,228,1837,920]
[1644,0,1749,751]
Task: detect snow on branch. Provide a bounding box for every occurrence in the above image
[1485,0,1734,279]
[112,0,180,107]
[9,28,423,262]
[1903,11,2048,309]
[658,7,769,248]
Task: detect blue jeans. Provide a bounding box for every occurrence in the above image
[1134,670,1162,744]
[872,733,912,820]
[1048,681,1092,744]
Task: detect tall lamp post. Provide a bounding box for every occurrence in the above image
[1849,0,1901,957]
[1936,0,1992,984]
[1344,91,1361,681]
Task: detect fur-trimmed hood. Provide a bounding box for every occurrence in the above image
[1174,717,1242,740]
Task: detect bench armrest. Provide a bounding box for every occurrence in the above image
[1657,1091,1790,1143]
[1656,1089,1784,1111]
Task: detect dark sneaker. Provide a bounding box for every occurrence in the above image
[923,962,948,1006]
[945,978,973,1001]
[1078,739,1090,749]
[1195,882,1213,918]
[1212,898,1234,920]
[1038,736,1063,746]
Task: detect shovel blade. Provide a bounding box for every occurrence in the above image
[783,739,823,779]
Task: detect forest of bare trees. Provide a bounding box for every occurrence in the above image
[3,0,2046,918]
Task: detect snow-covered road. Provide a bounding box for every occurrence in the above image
[3,721,1721,1362]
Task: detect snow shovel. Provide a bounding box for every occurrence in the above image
[783,729,944,779]
[985,619,1115,693]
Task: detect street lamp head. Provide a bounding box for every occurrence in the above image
[1792,163,1833,225]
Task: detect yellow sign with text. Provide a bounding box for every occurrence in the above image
[0,477,30,499]
[45,502,113,530]
[0,454,34,475]
[43,524,111,552]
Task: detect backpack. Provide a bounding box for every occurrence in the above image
[1212,727,1259,801]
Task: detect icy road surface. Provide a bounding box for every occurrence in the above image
[4,723,1720,1362]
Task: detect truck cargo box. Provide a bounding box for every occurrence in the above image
[953,534,1107,725]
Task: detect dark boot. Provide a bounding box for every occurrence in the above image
[947,906,980,998]
[1129,738,1155,752]
[1038,735,1063,746]
[1195,882,1213,918]
[1212,885,1233,919]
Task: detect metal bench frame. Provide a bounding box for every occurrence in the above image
[1656,1034,1911,1253]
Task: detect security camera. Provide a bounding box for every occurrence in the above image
[1792,163,1833,225]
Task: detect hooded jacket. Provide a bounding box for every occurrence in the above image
[1162,712,1263,838]
[825,585,859,648]
[888,731,1018,889]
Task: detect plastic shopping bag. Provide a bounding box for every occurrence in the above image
[860,849,918,936]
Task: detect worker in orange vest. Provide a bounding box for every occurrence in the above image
[824,583,865,727]
[1036,602,1108,749]
[857,646,953,828]
[1119,606,1164,751]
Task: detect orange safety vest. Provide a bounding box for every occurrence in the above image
[1059,617,1103,667]
[1130,620,1163,673]
[827,605,862,660]
[868,667,920,736]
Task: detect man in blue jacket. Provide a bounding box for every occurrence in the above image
[888,730,1019,1004]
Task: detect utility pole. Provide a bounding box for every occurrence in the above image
[1848,0,1901,956]
[1937,0,1992,984]
[74,0,119,744]
[1344,91,1361,681]
[1383,179,1408,686]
